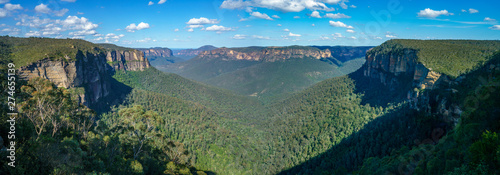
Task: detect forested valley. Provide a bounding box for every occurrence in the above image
[0,37,499,175]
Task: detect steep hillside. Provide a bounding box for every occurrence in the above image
[276,39,500,174]
[1,36,150,107]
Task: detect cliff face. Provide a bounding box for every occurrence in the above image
[363,48,461,124]
[198,47,333,62]
[19,48,150,106]
[106,50,151,71]
[137,47,173,58]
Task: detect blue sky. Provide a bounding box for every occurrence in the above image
[0,0,499,48]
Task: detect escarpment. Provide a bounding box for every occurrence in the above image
[19,44,151,106]
[197,46,333,62]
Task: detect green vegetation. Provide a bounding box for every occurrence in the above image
[2,37,500,175]
[368,39,500,78]
[0,36,104,67]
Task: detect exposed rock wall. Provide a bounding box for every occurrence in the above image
[137,48,173,58]
[198,47,333,62]
[19,48,150,106]
[363,48,462,124]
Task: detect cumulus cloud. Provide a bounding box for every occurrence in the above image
[346,29,354,33]
[4,3,22,11]
[251,35,269,40]
[186,17,219,25]
[60,16,98,31]
[417,8,451,18]
[174,28,179,32]
[288,32,301,37]
[283,28,289,32]
[0,0,9,4]
[277,24,282,26]
[158,0,167,4]
[125,22,150,32]
[204,25,233,33]
[350,5,356,8]
[469,8,478,14]
[187,28,194,32]
[148,1,154,5]
[490,25,500,30]
[329,21,353,28]
[332,33,343,38]
[272,15,280,19]
[312,23,315,26]
[293,16,300,19]
[34,3,68,16]
[232,34,246,39]
[188,24,204,28]
[61,0,76,2]
[324,13,350,19]
[25,30,41,37]
[349,36,356,40]
[251,11,273,20]
[310,11,321,18]
[104,33,125,43]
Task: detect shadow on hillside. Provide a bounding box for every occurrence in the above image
[277,68,446,174]
[87,70,133,114]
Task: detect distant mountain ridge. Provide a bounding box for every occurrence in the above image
[173,45,218,59]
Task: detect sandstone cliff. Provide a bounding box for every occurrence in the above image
[197,46,333,62]
[19,45,150,106]
[137,47,173,58]
[363,47,462,124]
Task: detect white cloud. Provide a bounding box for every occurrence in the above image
[251,11,273,20]
[35,3,51,14]
[4,3,22,11]
[490,25,500,30]
[158,0,167,4]
[310,11,321,18]
[0,0,9,4]
[59,16,98,31]
[25,30,41,37]
[469,8,478,14]
[288,32,301,37]
[324,13,351,19]
[277,24,282,26]
[104,33,124,43]
[461,9,467,12]
[136,38,152,43]
[329,21,353,28]
[252,35,270,39]
[350,5,356,8]
[69,30,97,36]
[187,28,194,32]
[484,17,497,22]
[186,17,219,25]
[232,34,246,39]
[220,0,335,12]
[61,0,77,2]
[417,8,451,18]
[319,36,329,40]
[346,29,355,33]
[174,28,179,32]
[0,9,6,18]
[283,28,290,32]
[272,15,280,19]
[312,23,315,26]
[148,1,154,5]
[385,34,397,38]
[54,8,69,17]
[77,12,84,15]
[93,37,104,41]
[349,36,356,39]
[293,16,300,19]
[332,33,343,38]
[125,22,150,32]
[188,24,204,28]
[204,25,233,33]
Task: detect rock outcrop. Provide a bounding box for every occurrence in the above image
[363,47,462,124]
[137,47,173,58]
[197,47,333,62]
[19,46,150,106]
